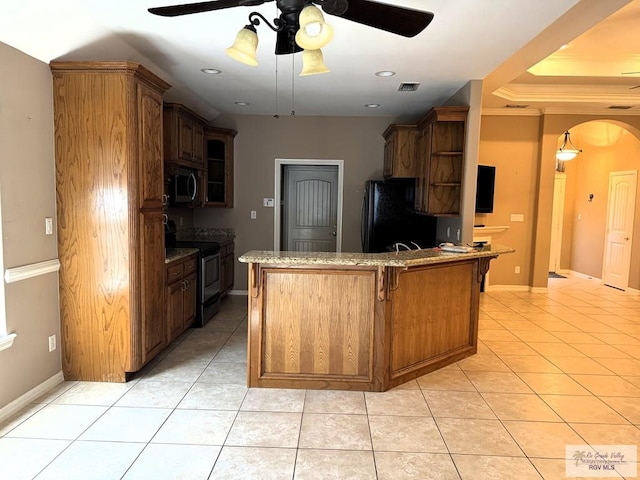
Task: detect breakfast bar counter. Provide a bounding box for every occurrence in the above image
[239,245,514,392]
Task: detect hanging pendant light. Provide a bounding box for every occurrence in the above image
[300,49,330,76]
[295,5,334,50]
[556,130,582,161]
[226,24,259,66]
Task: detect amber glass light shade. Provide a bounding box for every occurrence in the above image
[300,49,330,76]
[226,26,259,66]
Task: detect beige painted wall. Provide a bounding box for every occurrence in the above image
[0,42,61,410]
[477,115,541,286]
[193,114,394,290]
[531,114,640,288]
[478,114,640,290]
[562,124,640,287]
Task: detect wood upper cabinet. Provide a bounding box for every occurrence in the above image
[203,126,237,207]
[415,106,469,216]
[164,103,207,170]
[382,124,419,179]
[50,61,171,382]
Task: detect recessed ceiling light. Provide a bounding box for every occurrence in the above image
[375,71,396,77]
[235,101,250,106]
[365,104,380,108]
[201,68,222,74]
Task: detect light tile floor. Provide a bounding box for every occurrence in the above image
[1,274,639,479]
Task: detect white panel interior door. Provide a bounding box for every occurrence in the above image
[602,170,637,290]
[549,173,567,273]
[282,165,338,252]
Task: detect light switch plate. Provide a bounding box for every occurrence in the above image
[510,214,524,222]
[45,217,53,235]
[263,198,274,207]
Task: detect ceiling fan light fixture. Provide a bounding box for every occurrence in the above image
[226,24,259,66]
[295,5,334,50]
[300,49,330,76]
[556,130,582,161]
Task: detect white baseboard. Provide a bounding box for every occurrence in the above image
[530,286,549,293]
[566,270,600,281]
[485,285,530,292]
[0,371,64,424]
[227,290,248,296]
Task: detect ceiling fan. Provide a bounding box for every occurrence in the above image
[148,0,434,71]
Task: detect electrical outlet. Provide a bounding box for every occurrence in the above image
[250,210,257,219]
[515,266,521,274]
[48,334,56,352]
[45,217,53,235]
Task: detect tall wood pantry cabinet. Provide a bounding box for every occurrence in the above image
[50,61,171,382]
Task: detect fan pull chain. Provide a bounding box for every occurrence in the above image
[274,54,279,118]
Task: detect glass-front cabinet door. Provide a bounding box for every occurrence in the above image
[202,127,237,208]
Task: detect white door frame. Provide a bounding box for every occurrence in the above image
[549,172,567,273]
[274,158,344,252]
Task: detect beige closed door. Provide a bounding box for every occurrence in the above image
[282,165,338,252]
[602,170,637,290]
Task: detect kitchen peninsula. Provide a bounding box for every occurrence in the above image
[239,245,513,392]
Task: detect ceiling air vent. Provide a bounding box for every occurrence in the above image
[398,82,420,92]
[608,105,633,110]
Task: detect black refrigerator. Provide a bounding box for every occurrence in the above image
[361,180,437,253]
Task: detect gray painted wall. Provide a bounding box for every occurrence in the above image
[0,42,61,410]
[194,114,395,290]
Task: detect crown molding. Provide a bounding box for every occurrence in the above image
[542,106,639,115]
[482,105,639,116]
[528,53,640,77]
[482,108,543,116]
[493,84,640,104]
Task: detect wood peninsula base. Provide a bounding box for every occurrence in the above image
[239,247,512,392]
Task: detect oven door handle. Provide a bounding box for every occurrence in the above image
[188,173,197,201]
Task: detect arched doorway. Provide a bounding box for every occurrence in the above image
[543,120,640,290]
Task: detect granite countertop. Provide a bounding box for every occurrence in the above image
[238,244,515,268]
[175,228,235,245]
[165,247,199,264]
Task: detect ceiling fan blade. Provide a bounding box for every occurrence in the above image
[148,0,265,17]
[328,0,434,38]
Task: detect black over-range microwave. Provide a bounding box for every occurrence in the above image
[170,167,198,205]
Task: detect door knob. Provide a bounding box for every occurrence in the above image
[332,231,336,236]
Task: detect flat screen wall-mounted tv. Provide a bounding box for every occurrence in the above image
[475,165,496,214]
